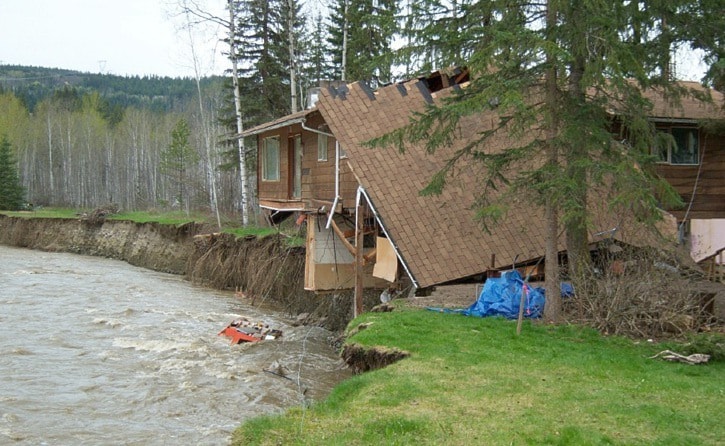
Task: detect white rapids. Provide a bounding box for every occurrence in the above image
[0,246,350,445]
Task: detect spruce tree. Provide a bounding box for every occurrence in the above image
[160,119,199,213]
[298,13,334,107]
[396,0,493,76]
[235,0,293,123]
[236,0,305,121]
[0,135,25,211]
[326,0,398,84]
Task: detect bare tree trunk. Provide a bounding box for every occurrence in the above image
[341,0,349,81]
[543,0,561,323]
[288,0,297,113]
[228,1,250,225]
[45,113,54,199]
[172,0,250,225]
[183,5,222,228]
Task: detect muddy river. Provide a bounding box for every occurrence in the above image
[0,246,350,445]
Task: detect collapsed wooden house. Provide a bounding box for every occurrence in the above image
[240,68,725,311]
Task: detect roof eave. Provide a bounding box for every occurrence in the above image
[649,117,700,125]
[238,116,307,138]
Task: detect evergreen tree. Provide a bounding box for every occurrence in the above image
[383,0,722,322]
[397,0,493,76]
[298,12,333,108]
[235,0,291,124]
[327,0,398,84]
[161,118,199,212]
[0,135,25,210]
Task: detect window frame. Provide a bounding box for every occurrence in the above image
[317,130,328,162]
[261,136,280,182]
[654,127,700,166]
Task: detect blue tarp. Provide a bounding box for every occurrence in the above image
[428,270,546,319]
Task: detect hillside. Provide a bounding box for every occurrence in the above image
[0,64,225,113]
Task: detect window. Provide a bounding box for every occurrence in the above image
[292,135,302,198]
[262,137,280,181]
[655,127,699,165]
[317,131,328,162]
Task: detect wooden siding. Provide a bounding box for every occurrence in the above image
[656,131,725,220]
[256,112,359,210]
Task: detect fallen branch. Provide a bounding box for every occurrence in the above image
[649,350,711,365]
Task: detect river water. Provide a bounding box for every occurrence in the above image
[0,246,350,445]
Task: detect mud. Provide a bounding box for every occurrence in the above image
[340,343,411,374]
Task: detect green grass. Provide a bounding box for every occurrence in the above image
[109,210,206,225]
[223,225,305,246]
[232,304,725,445]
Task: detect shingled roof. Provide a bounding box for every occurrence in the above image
[644,81,724,121]
[316,78,558,288]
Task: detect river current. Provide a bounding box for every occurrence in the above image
[0,246,350,445]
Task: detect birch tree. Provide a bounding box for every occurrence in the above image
[174,0,253,225]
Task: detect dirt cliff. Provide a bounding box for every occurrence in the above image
[0,215,199,273]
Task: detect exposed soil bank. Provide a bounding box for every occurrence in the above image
[0,214,199,274]
[340,343,411,374]
[0,215,379,331]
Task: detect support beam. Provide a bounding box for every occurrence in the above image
[330,218,357,257]
[354,205,364,317]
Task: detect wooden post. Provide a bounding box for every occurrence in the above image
[354,205,364,317]
[516,284,527,336]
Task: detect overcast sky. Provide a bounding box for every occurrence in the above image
[0,0,708,81]
[0,0,228,78]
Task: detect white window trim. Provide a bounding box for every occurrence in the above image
[262,136,280,181]
[317,131,328,162]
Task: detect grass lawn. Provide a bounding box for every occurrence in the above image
[232,302,724,445]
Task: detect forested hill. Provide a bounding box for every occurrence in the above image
[0,65,225,113]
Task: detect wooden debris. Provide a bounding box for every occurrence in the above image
[649,350,711,365]
[371,303,394,313]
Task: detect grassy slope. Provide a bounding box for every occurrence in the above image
[233,303,724,445]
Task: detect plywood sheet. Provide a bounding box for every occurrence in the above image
[373,236,398,282]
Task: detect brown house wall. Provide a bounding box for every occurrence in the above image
[256,113,359,209]
[256,127,291,201]
[656,131,725,220]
